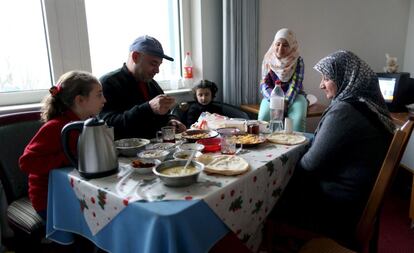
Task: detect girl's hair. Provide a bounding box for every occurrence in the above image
[192,80,219,101]
[41,71,99,122]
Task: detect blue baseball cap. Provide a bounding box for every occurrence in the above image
[129,35,174,61]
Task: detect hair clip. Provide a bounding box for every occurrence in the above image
[49,84,61,97]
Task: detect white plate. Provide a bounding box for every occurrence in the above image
[306,94,318,106]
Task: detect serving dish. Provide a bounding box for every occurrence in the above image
[266,132,307,145]
[196,137,221,152]
[137,149,170,161]
[173,150,202,160]
[216,127,241,136]
[181,129,218,142]
[114,138,150,157]
[145,142,177,151]
[153,160,204,187]
[130,158,161,174]
[178,143,205,151]
[229,134,266,147]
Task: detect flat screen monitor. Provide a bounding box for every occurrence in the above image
[378,77,396,103]
[377,72,412,112]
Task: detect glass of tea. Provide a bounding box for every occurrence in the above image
[161,126,175,143]
[221,136,236,155]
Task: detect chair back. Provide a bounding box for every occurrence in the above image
[0,111,42,203]
[355,115,414,251]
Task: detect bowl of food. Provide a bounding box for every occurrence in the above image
[145,142,177,151]
[173,150,202,160]
[196,137,221,153]
[153,160,204,187]
[178,143,205,152]
[137,149,170,161]
[216,127,241,136]
[114,138,150,157]
[130,158,161,174]
[181,129,218,142]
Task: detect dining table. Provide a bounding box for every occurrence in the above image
[46,138,309,253]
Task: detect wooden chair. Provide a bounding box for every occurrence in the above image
[298,114,414,253]
[0,111,44,252]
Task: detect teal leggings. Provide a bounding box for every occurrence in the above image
[258,94,308,132]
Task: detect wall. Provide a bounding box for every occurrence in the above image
[191,0,223,101]
[404,0,414,74]
[259,0,411,106]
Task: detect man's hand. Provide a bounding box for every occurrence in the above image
[149,95,176,115]
[168,119,186,133]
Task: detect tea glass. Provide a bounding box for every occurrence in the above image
[221,136,236,155]
[161,126,175,143]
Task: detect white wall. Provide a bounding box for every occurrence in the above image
[259,0,411,106]
[191,0,223,100]
[404,0,414,74]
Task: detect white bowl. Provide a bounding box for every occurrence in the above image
[114,138,150,157]
[173,150,202,160]
[153,160,204,187]
[145,142,177,151]
[179,143,205,152]
[137,149,170,161]
[130,158,161,174]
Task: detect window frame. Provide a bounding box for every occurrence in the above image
[0,0,191,107]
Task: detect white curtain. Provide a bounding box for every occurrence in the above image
[222,0,259,105]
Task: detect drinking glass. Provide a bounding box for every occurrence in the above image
[161,126,175,143]
[221,136,236,155]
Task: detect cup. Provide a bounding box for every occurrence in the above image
[284,117,293,134]
[221,136,236,155]
[161,126,175,143]
[247,122,260,135]
[155,131,163,143]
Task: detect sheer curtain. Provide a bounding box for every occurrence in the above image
[222,0,259,105]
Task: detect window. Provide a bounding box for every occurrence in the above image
[85,0,182,89]
[0,0,188,107]
[0,0,52,106]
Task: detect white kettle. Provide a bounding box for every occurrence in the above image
[61,118,118,179]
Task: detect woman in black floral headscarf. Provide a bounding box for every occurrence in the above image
[272,50,395,246]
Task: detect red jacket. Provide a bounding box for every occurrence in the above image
[19,110,80,212]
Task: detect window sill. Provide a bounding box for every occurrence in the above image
[0,89,191,115]
[0,103,42,115]
[164,88,192,95]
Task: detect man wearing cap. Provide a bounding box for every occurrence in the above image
[99,35,186,140]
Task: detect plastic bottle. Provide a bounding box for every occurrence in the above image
[183,52,193,88]
[269,84,285,132]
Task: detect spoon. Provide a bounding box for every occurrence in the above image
[183,150,197,170]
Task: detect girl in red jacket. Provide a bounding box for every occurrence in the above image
[19,71,106,220]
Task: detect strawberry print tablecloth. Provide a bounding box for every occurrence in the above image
[68,141,308,247]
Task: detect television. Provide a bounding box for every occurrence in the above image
[377,72,414,112]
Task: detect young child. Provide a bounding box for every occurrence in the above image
[19,70,106,220]
[186,80,222,127]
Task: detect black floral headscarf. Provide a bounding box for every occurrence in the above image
[314,50,395,133]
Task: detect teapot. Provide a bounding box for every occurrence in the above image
[61,118,118,179]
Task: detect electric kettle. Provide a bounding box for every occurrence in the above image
[61,118,118,179]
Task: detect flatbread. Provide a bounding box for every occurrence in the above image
[267,133,307,145]
[203,155,249,176]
